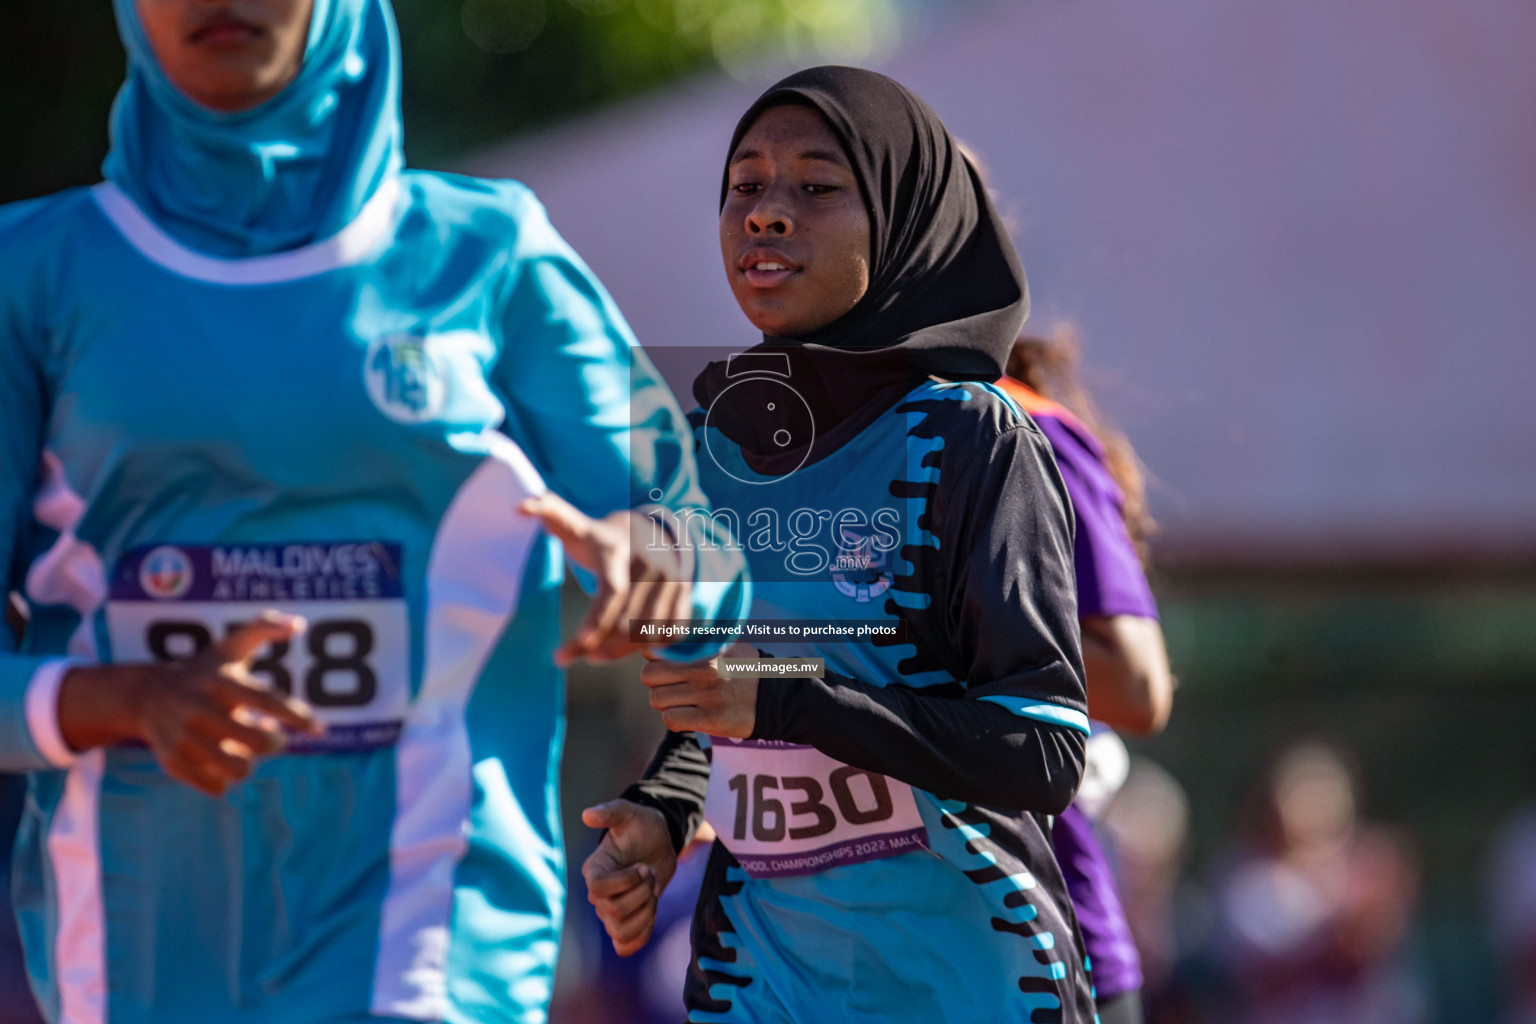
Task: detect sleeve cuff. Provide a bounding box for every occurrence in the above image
[619,786,690,854]
[976,695,1093,735]
[25,658,83,769]
[750,675,811,743]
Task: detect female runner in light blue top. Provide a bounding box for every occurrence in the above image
[0,1,746,1021]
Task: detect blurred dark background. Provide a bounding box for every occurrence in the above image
[4,1,1534,1023]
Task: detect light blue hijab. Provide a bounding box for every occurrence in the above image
[106,0,403,257]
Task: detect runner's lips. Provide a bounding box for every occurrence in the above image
[738,249,800,288]
[190,14,264,45]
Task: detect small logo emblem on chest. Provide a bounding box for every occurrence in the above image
[139,546,193,600]
[831,535,894,603]
[365,333,447,424]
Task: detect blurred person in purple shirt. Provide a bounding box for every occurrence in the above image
[999,326,1176,1024]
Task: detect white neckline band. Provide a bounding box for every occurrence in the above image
[90,176,404,286]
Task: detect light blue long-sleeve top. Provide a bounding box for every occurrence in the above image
[0,1,746,1020]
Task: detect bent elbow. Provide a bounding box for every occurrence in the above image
[1117,669,1173,735]
[1135,662,1175,735]
[1039,781,1079,817]
[1030,727,1086,816]
[1143,683,1173,734]
[1082,615,1175,735]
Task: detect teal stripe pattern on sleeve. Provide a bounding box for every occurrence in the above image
[977,696,1091,735]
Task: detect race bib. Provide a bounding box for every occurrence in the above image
[106,542,411,753]
[703,738,928,878]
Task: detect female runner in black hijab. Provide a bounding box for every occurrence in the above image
[583,67,1096,1023]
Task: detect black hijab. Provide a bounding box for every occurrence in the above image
[695,66,1029,467]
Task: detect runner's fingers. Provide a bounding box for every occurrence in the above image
[593,878,656,923]
[612,926,654,958]
[214,677,323,735]
[647,681,707,712]
[660,706,711,733]
[217,611,306,664]
[609,919,656,955]
[178,731,255,778]
[606,900,657,947]
[626,570,672,635]
[580,801,629,831]
[625,578,681,632]
[555,576,623,666]
[640,658,681,687]
[594,576,669,660]
[187,710,287,756]
[641,658,716,689]
[580,559,634,651]
[231,704,289,737]
[584,862,649,898]
[624,542,663,582]
[586,623,643,664]
[518,493,593,552]
[216,661,256,688]
[170,732,253,786]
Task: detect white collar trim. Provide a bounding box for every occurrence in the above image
[90,176,403,286]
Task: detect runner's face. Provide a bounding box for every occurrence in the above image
[722,104,872,338]
[135,0,314,113]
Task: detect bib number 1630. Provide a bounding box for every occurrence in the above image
[725,768,895,843]
[146,618,376,708]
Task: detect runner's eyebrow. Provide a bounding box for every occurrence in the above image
[796,149,848,165]
[728,149,850,167]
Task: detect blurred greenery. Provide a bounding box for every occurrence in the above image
[0,0,902,205]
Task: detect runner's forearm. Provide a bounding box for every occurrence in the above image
[753,672,1085,814]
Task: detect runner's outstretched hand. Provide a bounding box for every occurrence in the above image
[58,611,324,796]
[520,492,693,666]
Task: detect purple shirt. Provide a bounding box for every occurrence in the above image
[999,377,1151,999]
[1052,803,1143,999]
[1031,415,1157,621]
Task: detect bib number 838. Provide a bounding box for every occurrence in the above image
[145,619,377,708]
[726,768,895,843]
